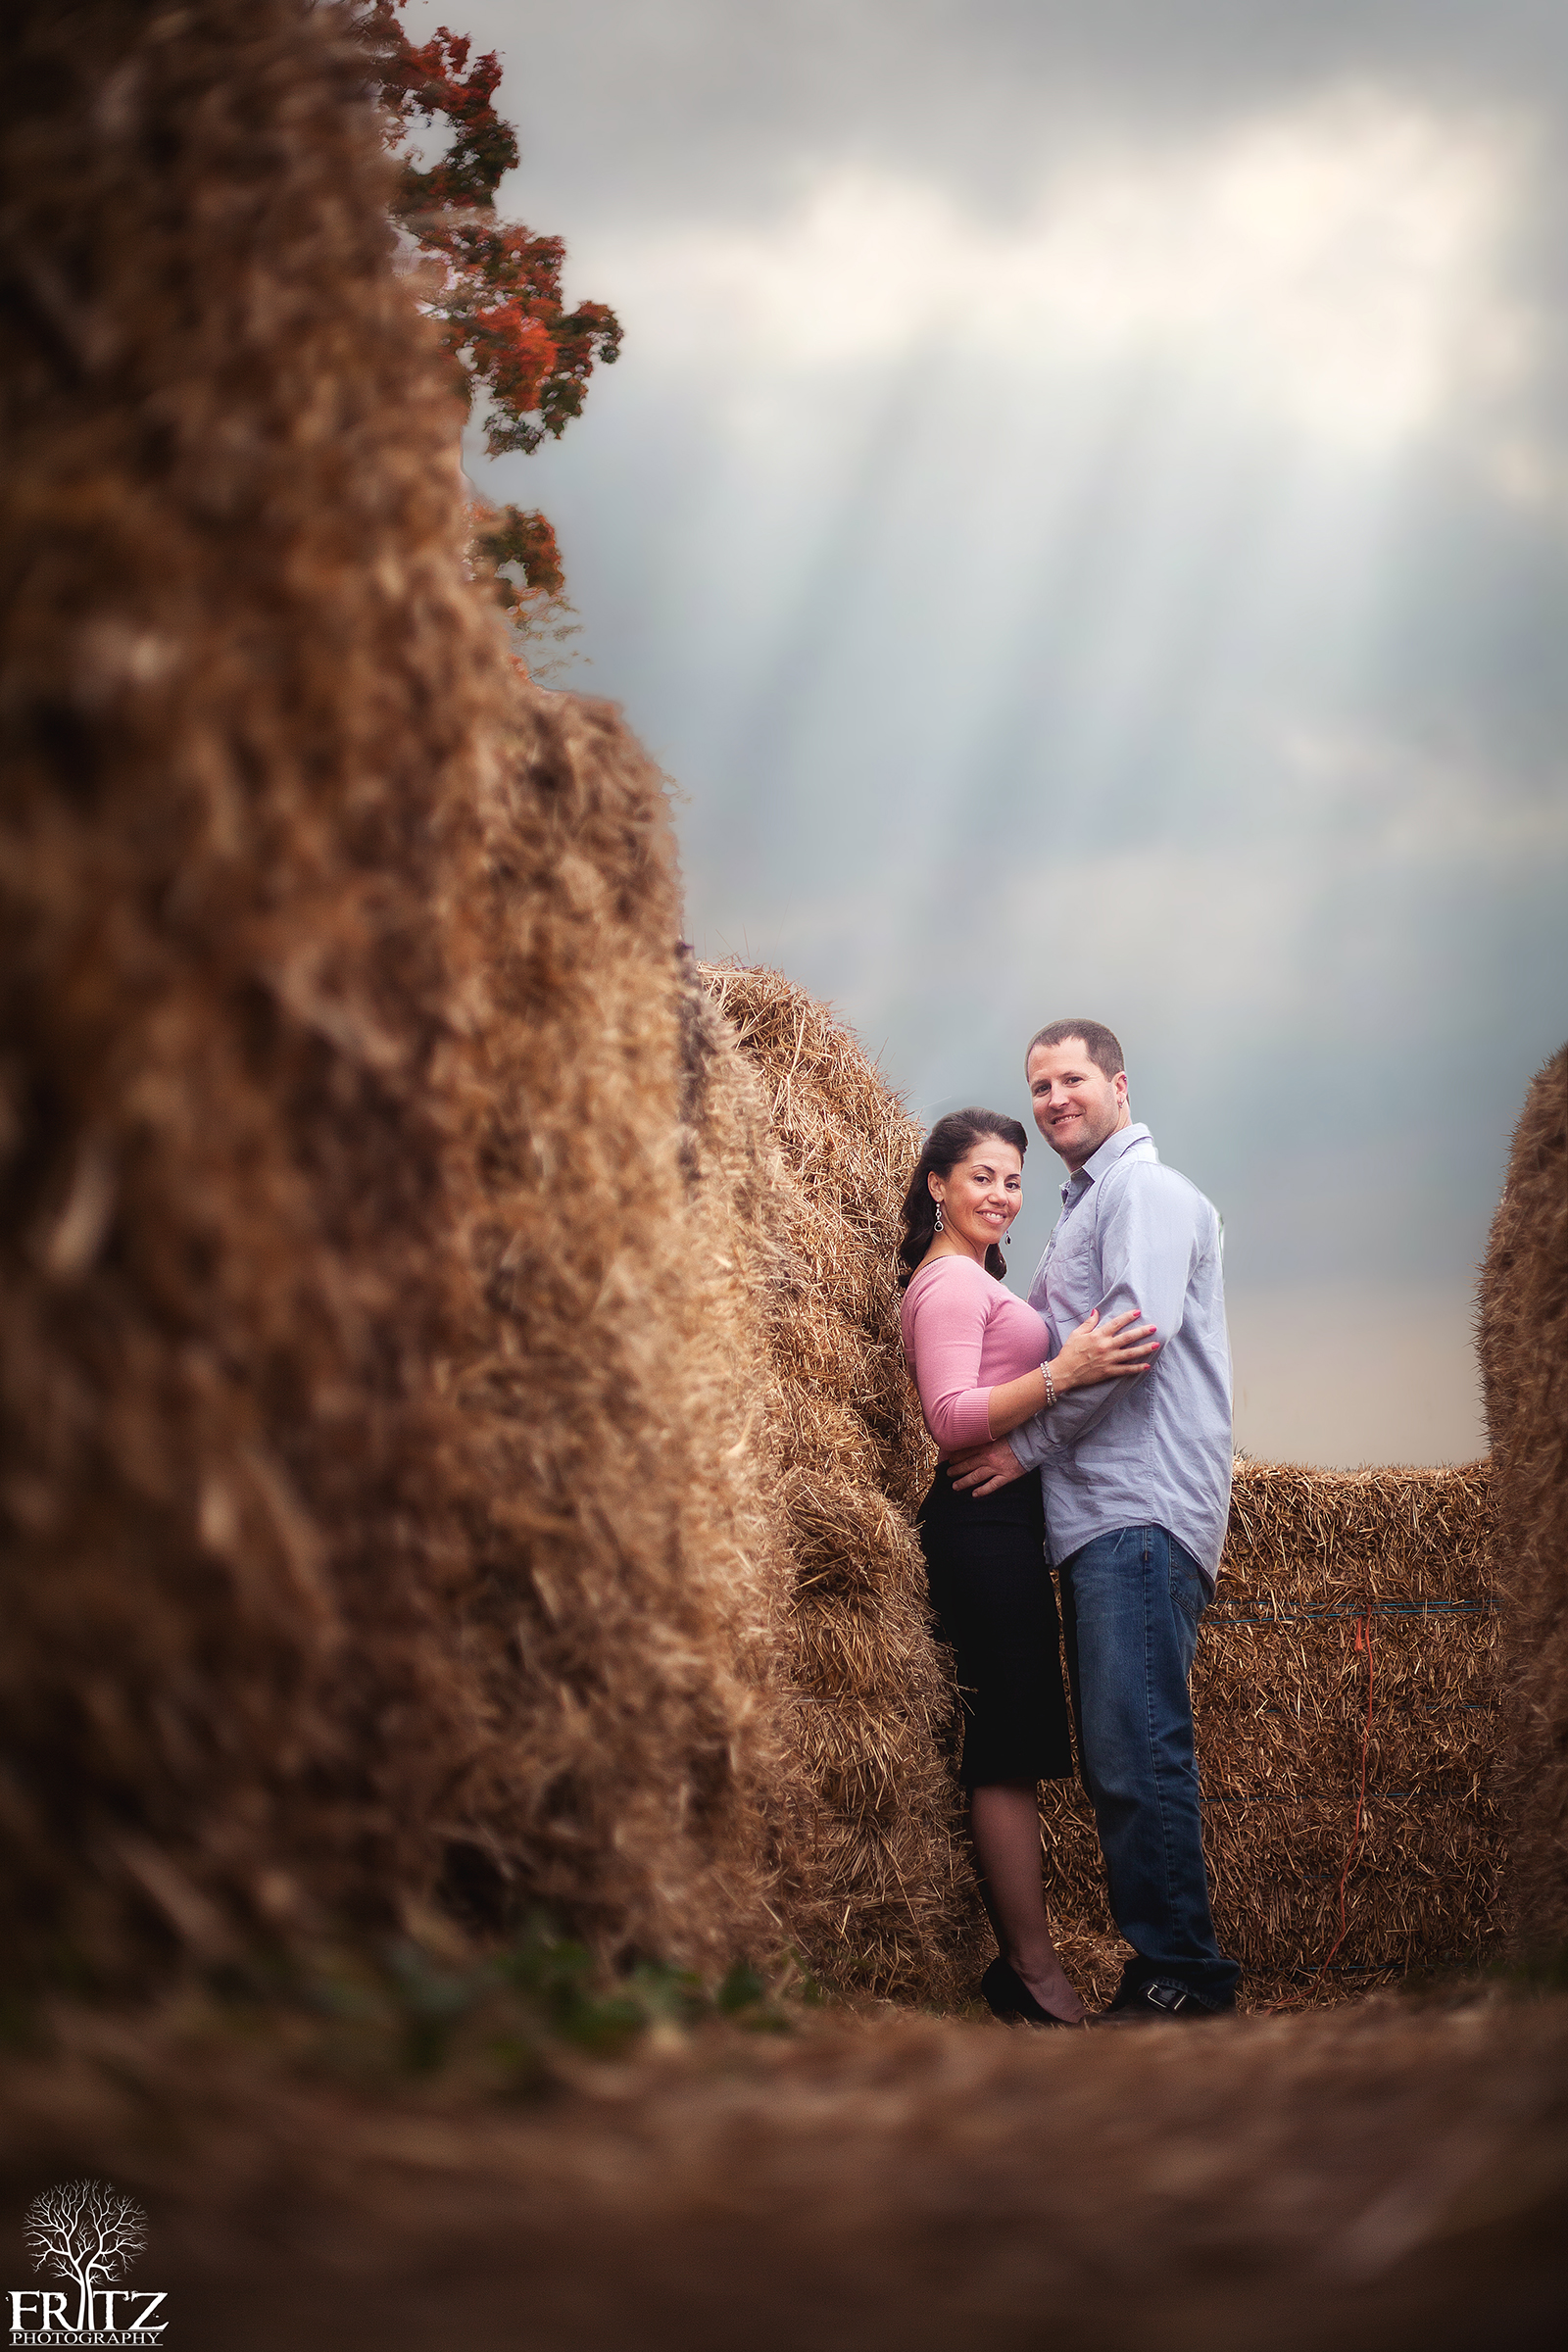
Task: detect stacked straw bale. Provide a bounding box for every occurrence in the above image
[0,0,1520,2020]
[1201,1462,1497,2001]
[0,0,786,1989]
[1039,1464,1497,2008]
[1480,1044,1568,1951]
[693,963,980,2002]
[691,967,1503,2009]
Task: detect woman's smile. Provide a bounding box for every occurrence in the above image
[929,1138,1024,1263]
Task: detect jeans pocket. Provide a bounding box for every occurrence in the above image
[1168,1548,1207,1641]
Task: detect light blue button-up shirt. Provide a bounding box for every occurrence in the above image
[1007,1122,1233,1585]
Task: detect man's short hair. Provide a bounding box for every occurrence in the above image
[1024,1019,1125,1080]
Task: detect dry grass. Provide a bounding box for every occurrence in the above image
[1046,1464,1498,2008]
[1481,1044,1568,1949]
[692,963,979,2002]
[1,21,1562,2343]
[0,0,785,1994]
[0,1,1538,2045]
[693,967,1507,2012]
[1207,1462,1497,2002]
[5,29,1565,2351]
[2,1991,1566,2351]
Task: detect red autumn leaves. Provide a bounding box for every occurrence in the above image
[366,3,621,622]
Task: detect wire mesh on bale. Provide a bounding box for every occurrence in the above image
[0,0,785,1991]
[1480,1044,1568,1955]
[1206,1462,1497,2003]
[1038,1464,1498,2009]
[692,964,982,2004]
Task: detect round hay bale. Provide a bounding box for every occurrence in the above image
[1480,1044,1568,1951]
[0,0,783,1990]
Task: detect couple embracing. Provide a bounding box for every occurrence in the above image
[898,1019,1239,2027]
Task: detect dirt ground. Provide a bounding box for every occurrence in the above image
[2,1992,1565,2352]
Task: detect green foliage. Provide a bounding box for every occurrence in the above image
[210,1920,827,2092]
[471,501,564,609]
[714,1960,768,2015]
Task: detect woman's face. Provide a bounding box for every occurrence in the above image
[930,1136,1022,1258]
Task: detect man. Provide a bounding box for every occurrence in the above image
[949,1019,1239,2021]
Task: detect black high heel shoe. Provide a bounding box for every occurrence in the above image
[981,1956,1077,2028]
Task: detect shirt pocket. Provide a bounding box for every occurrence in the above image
[1043,1215,1098,1312]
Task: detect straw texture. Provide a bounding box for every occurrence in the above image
[694,969,1503,2009]
[694,963,980,2001]
[0,0,782,1990]
[1042,1464,1498,2007]
[5,1995,1568,2352]
[0,0,1523,2017]
[1480,1044,1568,1950]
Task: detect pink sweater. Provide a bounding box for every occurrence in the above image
[901,1254,1050,1454]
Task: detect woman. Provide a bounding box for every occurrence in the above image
[898,1107,1156,2026]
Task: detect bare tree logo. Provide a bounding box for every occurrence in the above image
[23,2180,147,2335]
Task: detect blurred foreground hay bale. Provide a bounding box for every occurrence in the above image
[0,0,786,1989]
[1481,1044,1568,1950]
[3,1994,1567,2351]
[691,964,978,2002]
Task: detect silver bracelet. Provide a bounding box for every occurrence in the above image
[1043,1363,1056,1408]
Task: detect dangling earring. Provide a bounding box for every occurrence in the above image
[933,1201,945,1234]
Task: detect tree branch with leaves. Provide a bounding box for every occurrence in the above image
[361,2,620,656]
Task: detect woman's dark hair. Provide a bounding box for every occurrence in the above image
[897,1107,1029,1291]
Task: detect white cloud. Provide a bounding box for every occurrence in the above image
[500,24,1565,1403]
[593,88,1522,456]
[1279,725,1568,864]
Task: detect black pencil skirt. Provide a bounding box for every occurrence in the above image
[918,1465,1074,1788]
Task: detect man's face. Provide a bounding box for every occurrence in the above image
[1026,1039,1130,1171]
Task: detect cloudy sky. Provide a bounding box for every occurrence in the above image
[410,0,1568,1464]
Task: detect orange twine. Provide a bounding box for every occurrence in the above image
[1270,1609,1375,2011]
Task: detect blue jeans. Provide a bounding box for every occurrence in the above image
[1058,1525,1239,2007]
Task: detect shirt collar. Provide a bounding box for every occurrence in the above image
[1060,1121,1152,1200]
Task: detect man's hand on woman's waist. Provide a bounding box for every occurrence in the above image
[947,1440,1031,1496]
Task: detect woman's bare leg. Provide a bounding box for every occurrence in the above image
[969,1782,1085,2024]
